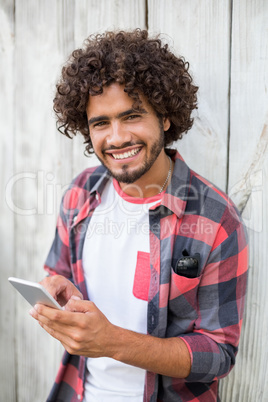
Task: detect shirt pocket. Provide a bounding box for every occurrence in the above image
[133,251,151,301]
[171,270,201,296]
[169,270,200,323]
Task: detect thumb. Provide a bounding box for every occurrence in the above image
[71,288,83,300]
[64,298,93,313]
[71,295,82,301]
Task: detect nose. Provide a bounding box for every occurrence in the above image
[106,121,132,148]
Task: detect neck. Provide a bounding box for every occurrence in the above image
[119,152,173,198]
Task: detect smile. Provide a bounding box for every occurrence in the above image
[111,147,141,160]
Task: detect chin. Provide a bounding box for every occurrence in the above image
[109,168,145,184]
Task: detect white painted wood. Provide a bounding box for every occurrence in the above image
[72,0,147,176]
[148,0,231,191]
[1,0,268,401]
[13,1,72,400]
[220,1,268,401]
[149,1,268,400]
[0,0,146,401]
[0,2,17,401]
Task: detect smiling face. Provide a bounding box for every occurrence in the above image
[86,83,170,192]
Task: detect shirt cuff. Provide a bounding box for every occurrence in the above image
[179,333,234,382]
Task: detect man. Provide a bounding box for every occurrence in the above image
[30,29,248,402]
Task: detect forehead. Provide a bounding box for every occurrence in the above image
[86,82,152,117]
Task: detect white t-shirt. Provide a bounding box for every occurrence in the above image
[82,179,161,402]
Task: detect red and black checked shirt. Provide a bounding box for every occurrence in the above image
[45,150,248,402]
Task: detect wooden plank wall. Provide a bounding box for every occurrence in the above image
[0,1,267,401]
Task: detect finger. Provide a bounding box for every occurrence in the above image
[61,285,83,303]
[40,276,83,305]
[40,275,64,298]
[34,308,89,356]
[29,304,68,331]
[29,305,79,344]
[64,298,95,313]
[38,321,77,352]
[29,304,58,324]
[30,303,88,333]
[30,303,68,322]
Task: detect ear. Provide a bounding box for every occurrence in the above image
[163,117,171,131]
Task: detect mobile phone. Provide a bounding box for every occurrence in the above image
[8,277,63,310]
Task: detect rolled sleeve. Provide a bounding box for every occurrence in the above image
[180,334,235,382]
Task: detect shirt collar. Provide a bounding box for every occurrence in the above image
[71,165,111,227]
[161,149,191,218]
[88,165,111,197]
[86,150,191,219]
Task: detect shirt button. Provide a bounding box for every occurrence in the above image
[77,395,82,400]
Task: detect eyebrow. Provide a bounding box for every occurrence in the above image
[87,108,148,126]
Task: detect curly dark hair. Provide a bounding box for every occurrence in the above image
[54,29,198,155]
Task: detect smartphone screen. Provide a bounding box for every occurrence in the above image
[8,277,63,310]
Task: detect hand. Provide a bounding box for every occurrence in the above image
[40,275,83,307]
[30,297,192,377]
[30,298,117,358]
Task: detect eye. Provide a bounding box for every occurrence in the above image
[126,114,140,121]
[93,121,108,128]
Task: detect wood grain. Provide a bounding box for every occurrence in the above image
[220,1,268,400]
[148,0,231,191]
[0,1,16,400]
[1,1,146,400]
[0,0,267,400]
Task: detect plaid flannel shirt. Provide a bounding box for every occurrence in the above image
[45,150,248,402]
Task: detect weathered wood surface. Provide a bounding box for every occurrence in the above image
[0,2,16,402]
[220,1,268,401]
[0,0,267,401]
[148,0,231,190]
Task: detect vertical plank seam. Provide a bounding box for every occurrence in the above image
[145,0,148,29]
[13,1,18,401]
[226,0,234,194]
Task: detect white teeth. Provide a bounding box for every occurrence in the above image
[112,148,140,160]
